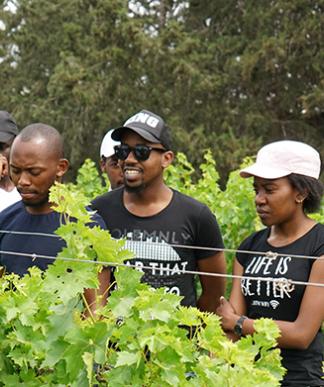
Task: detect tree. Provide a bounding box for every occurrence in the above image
[0,0,154,176]
[0,0,323,182]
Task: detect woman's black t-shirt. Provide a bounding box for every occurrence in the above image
[237,223,324,386]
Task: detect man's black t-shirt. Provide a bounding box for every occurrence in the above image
[92,188,224,307]
[237,224,324,386]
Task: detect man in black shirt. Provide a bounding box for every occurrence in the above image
[92,109,226,312]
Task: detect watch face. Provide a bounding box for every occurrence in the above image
[234,315,246,337]
[234,324,242,336]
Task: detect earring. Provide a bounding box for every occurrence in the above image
[296,198,303,204]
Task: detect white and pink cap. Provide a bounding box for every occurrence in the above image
[240,140,321,180]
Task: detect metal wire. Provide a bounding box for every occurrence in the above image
[1,229,323,261]
[0,248,324,288]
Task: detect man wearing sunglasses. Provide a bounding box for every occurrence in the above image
[92,109,226,312]
[0,111,21,212]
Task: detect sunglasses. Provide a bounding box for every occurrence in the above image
[114,144,167,161]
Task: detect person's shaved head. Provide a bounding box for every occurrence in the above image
[16,123,64,159]
[9,123,69,214]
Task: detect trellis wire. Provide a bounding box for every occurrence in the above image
[0,247,323,288]
[0,229,323,261]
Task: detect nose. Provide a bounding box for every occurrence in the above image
[255,190,266,206]
[17,171,32,187]
[123,148,137,163]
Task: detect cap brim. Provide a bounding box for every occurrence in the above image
[111,124,160,144]
[100,151,114,158]
[0,132,15,144]
[240,164,291,179]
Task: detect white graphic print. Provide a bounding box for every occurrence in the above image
[251,299,281,309]
[124,112,159,128]
[241,255,295,308]
[270,300,280,309]
[123,231,190,300]
[125,232,181,262]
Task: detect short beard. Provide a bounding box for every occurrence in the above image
[124,183,146,194]
[22,194,49,208]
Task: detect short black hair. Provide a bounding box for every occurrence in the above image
[287,173,323,213]
[17,123,64,159]
[160,125,172,150]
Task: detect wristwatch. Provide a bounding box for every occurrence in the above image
[234,315,247,337]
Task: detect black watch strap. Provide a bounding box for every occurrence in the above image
[234,315,247,337]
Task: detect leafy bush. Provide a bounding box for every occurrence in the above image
[15,153,318,385]
[67,158,108,199]
[0,183,285,385]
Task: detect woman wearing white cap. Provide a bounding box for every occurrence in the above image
[217,140,324,386]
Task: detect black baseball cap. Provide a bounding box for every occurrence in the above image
[0,111,18,144]
[112,109,171,149]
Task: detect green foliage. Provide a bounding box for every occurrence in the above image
[69,158,108,199]
[1,153,320,384]
[0,183,130,385]
[102,268,285,386]
[0,182,285,385]
[310,198,324,224]
[165,151,256,243]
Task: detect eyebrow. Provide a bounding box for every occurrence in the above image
[10,164,44,170]
[253,181,278,189]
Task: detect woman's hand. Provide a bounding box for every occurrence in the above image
[216,296,240,332]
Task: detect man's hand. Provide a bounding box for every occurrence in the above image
[0,155,9,180]
[197,252,226,313]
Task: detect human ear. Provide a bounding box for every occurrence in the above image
[56,158,69,179]
[295,191,307,204]
[161,150,174,169]
[100,159,106,173]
